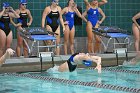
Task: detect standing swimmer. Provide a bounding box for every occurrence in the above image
[42,0,65,55]
[61,0,84,55]
[132,12,140,52]
[12,0,33,57]
[82,0,106,53]
[0,2,20,57]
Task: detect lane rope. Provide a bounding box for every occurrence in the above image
[5,73,140,93]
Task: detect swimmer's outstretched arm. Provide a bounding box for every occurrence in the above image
[83,0,90,7]
[76,54,102,73]
[90,56,101,65]
[0,48,15,67]
[90,56,102,73]
[76,53,101,65]
[84,0,108,7]
[132,12,140,30]
[98,0,108,6]
[82,11,88,22]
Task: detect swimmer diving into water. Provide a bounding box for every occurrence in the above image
[48,53,101,73]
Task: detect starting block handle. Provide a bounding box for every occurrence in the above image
[39,52,55,67]
[40,53,43,72]
[114,48,128,66]
[114,48,127,54]
[51,53,55,67]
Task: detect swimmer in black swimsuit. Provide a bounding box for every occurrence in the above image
[42,0,65,55]
[12,0,33,57]
[48,53,102,73]
[0,2,19,57]
[46,7,60,32]
[132,12,140,52]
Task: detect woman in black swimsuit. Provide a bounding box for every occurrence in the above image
[0,2,19,57]
[42,0,65,55]
[13,0,33,57]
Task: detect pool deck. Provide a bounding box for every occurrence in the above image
[0,52,136,73]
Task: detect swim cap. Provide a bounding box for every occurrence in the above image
[3,2,10,7]
[20,0,27,4]
[83,60,92,66]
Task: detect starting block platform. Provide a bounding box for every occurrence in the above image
[19,27,58,57]
[92,26,131,52]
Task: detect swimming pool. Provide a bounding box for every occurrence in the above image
[0,73,131,93]
[0,65,140,93]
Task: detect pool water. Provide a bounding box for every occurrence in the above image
[117,65,140,71]
[30,67,140,89]
[0,74,128,93]
[0,65,140,93]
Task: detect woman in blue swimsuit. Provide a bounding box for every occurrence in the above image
[82,0,106,53]
[61,0,83,55]
[132,12,140,52]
